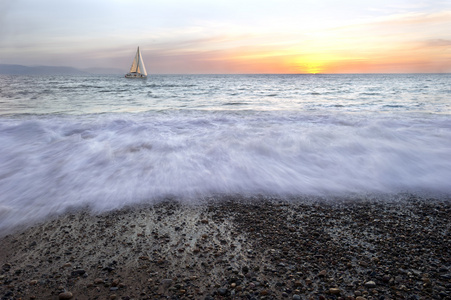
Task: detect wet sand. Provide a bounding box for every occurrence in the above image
[1,196,450,299]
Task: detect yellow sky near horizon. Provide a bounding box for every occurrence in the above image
[185,11,451,74]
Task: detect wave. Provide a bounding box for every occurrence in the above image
[1,111,451,232]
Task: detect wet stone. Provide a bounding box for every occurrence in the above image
[112,279,120,287]
[161,279,173,286]
[218,288,228,296]
[71,269,86,277]
[58,292,73,300]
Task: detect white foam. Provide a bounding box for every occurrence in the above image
[0,111,450,233]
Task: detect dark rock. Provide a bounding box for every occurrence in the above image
[70,269,85,277]
[58,292,73,299]
[161,279,173,286]
[217,288,228,296]
[364,281,376,288]
[2,264,11,271]
[103,266,115,272]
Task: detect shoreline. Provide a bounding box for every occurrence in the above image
[1,197,450,299]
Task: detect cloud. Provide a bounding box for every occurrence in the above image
[2,1,451,73]
[423,39,451,47]
[0,1,20,41]
[376,10,451,26]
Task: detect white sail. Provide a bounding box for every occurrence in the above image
[137,48,147,76]
[126,47,147,78]
[129,50,139,73]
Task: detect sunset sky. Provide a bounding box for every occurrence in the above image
[1,0,450,74]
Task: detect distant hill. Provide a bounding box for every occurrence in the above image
[0,64,123,75]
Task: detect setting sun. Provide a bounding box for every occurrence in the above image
[293,55,336,74]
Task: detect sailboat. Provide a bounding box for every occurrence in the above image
[125,47,147,78]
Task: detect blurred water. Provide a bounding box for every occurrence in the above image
[0,74,450,232]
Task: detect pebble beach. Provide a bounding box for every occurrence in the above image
[1,196,450,300]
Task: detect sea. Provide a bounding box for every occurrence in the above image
[0,73,450,233]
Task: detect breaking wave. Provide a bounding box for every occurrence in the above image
[1,110,450,232]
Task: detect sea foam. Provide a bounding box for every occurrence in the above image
[1,111,450,233]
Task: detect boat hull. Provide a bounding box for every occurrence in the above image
[125,72,147,78]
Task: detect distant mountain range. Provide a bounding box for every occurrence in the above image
[0,64,123,75]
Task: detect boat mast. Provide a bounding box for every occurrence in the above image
[137,47,140,73]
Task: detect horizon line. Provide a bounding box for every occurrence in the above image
[1,64,450,76]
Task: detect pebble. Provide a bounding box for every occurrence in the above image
[94,278,104,284]
[58,292,73,300]
[329,287,341,295]
[112,278,120,287]
[364,281,376,288]
[218,288,228,295]
[161,278,173,286]
[70,269,86,277]
[293,295,301,300]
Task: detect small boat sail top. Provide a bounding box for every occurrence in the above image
[125,47,147,78]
